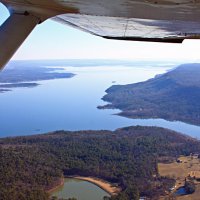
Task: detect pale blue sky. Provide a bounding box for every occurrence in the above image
[1,3,200,61]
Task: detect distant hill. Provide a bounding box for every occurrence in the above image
[99,63,200,125]
[0,61,75,93]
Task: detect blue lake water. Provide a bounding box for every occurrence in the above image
[0,63,200,138]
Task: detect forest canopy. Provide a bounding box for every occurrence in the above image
[1,126,200,200]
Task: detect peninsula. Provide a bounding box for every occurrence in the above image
[99,63,200,125]
[0,60,75,92]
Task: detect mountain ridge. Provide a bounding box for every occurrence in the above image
[99,63,200,125]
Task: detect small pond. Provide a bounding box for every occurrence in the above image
[51,178,110,200]
[175,187,188,196]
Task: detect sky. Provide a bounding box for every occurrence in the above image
[1,3,200,62]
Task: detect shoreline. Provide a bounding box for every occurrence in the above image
[47,177,65,194]
[48,176,121,196]
[66,176,121,196]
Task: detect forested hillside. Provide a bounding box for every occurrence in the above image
[99,63,200,125]
[1,126,200,200]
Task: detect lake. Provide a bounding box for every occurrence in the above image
[1,61,200,138]
[51,178,110,200]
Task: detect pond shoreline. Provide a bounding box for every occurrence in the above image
[65,176,121,196]
[47,177,65,194]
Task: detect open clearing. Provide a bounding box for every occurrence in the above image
[158,155,200,200]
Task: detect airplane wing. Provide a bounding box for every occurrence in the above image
[1,0,200,69]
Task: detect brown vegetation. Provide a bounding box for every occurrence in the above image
[158,155,200,200]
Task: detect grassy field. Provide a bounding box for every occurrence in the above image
[158,156,200,200]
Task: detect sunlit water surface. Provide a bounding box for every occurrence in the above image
[1,64,200,138]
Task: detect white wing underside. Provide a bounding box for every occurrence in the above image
[54,14,200,42]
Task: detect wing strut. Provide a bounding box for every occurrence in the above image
[0,12,40,70]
